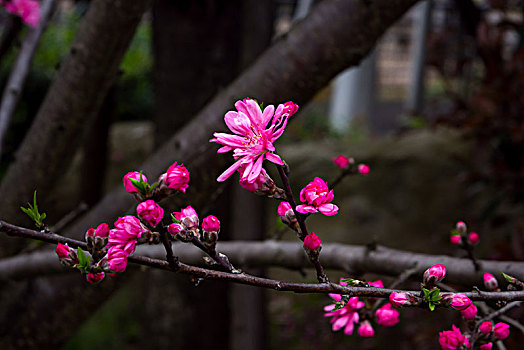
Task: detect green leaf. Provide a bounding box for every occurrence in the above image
[500,271,515,283]
[422,288,430,299]
[40,213,46,220]
[428,302,435,311]
[33,191,38,212]
[170,213,180,224]
[77,247,89,267]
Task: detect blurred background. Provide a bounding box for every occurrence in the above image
[0,0,522,349]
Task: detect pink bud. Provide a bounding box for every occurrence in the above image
[277,201,292,217]
[468,232,479,244]
[296,177,338,216]
[94,223,109,238]
[202,215,220,233]
[479,321,492,335]
[55,243,70,259]
[107,215,146,255]
[460,303,477,320]
[450,293,472,311]
[238,167,277,196]
[303,232,321,252]
[332,155,350,169]
[173,206,199,230]
[123,171,147,194]
[282,101,299,116]
[137,200,164,227]
[168,223,184,237]
[493,322,510,340]
[163,162,190,193]
[450,234,461,245]
[4,0,41,28]
[423,264,447,285]
[480,343,492,350]
[86,228,95,239]
[107,246,128,273]
[358,164,370,175]
[389,292,412,308]
[439,325,468,350]
[483,273,498,291]
[86,272,105,284]
[368,280,384,288]
[456,221,467,234]
[375,303,399,327]
[358,321,374,338]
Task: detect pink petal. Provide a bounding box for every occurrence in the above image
[224,111,251,135]
[217,146,232,153]
[246,99,263,127]
[318,203,339,216]
[211,133,246,148]
[265,152,284,165]
[296,205,318,214]
[324,304,336,312]
[332,316,348,331]
[260,104,275,129]
[217,158,245,182]
[247,156,264,183]
[343,320,355,335]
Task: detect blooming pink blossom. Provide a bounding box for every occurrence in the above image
[332,155,350,169]
[423,264,447,285]
[375,303,399,327]
[4,0,40,27]
[86,272,105,284]
[162,162,190,192]
[460,304,477,320]
[450,234,461,245]
[173,206,199,230]
[107,246,128,273]
[480,343,492,350]
[358,320,374,338]
[468,232,479,244]
[483,272,498,291]
[107,215,146,255]
[324,295,365,335]
[358,164,370,175]
[210,98,296,183]
[55,243,70,260]
[389,292,412,308]
[439,325,469,350]
[493,322,510,340]
[449,293,472,311]
[303,232,321,251]
[296,177,338,216]
[123,171,147,194]
[479,321,492,335]
[202,215,220,233]
[137,200,164,227]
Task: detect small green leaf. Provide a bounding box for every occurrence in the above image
[33,191,38,212]
[40,213,46,220]
[77,247,90,267]
[171,213,180,224]
[500,271,515,283]
[428,302,435,311]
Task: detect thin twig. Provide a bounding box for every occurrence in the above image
[159,228,179,271]
[190,236,234,272]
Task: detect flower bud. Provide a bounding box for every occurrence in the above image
[483,272,498,291]
[173,206,199,230]
[479,321,492,335]
[460,303,477,320]
[303,232,321,252]
[423,264,446,286]
[468,232,479,244]
[375,303,399,327]
[137,200,164,227]
[358,321,374,338]
[493,322,510,340]
[55,243,78,267]
[450,234,461,245]
[86,223,109,251]
[86,272,105,284]
[368,280,384,288]
[332,155,350,169]
[168,223,186,240]
[456,221,467,235]
[202,215,220,247]
[358,164,370,175]
[480,343,492,350]
[441,293,472,311]
[439,325,469,350]
[123,171,147,194]
[161,162,190,193]
[107,246,128,273]
[389,292,416,308]
[282,101,299,116]
[239,167,283,198]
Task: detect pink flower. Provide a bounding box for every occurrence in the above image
[375,303,399,327]
[137,200,164,227]
[107,215,146,255]
[450,234,461,245]
[480,343,492,350]
[358,320,374,338]
[162,162,190,192]
[202,215,220,233]
[86,272,105,284]
[358,164,370,175]
[296,177,339,216]
[173,206,199,230]
[483,273,498,291]
[439,325,469,350]
[324,295,365,335]
[449,294,472,311]
[332,155,350,169]
[493,322,510,340]
[368,280,384,288]
[86,223,109,240]
[460,304,477,320]
[479,321,492,335]
[123,171,147,194]
[4,0,40,27]
[389,292,412,308]
[55,243,70,260]
[210,98,296,183]
[303,232,321,252]
[423,264,447,285]
[468,232,479,244]
[107,246,128,273]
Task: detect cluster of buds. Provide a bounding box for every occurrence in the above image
[332,154,370,175]
[450,221,479,246]
[168,206,200,242]
[479,321,510,341]
[239,167,285,198]
[85,223,109,253]
[55,243,78,267]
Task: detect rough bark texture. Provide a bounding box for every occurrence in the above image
[0,0,151,236]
